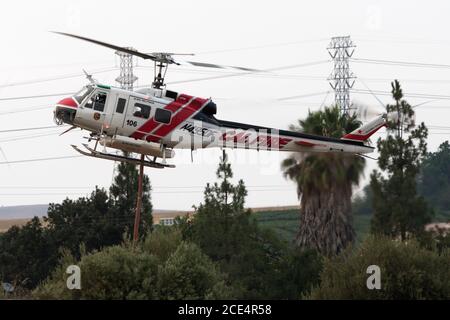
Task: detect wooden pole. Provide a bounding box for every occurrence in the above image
[133,154,145,245]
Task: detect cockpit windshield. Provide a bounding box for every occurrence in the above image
[74,85,94,104]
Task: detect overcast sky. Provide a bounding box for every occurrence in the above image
[0,0,449,210]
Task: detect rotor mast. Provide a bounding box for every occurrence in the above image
[151,53,180,89]
[152,60,169,89]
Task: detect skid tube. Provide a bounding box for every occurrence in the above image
[71,144,175,169]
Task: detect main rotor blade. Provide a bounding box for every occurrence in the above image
[52,31,157,61]
[181,60,262,72]
[53,32,262,72]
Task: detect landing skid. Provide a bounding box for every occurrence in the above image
[71,144,175,169]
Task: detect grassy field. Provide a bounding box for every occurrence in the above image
[253,209,372,245]
[0,219,30,233]
[253,207,449,245]
[1,207,447,239]
[435,210,450,222]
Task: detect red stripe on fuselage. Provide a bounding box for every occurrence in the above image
[130,94,192,140]
[147,97,208,142]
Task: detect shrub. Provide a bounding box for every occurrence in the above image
[141,227,182,262]
[157,242,234,299]
[308,236,450,299]
[33,229,233,300]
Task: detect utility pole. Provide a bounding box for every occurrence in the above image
[115,48,138,90]
[133,154,145,244]
[114,49,143,245]
[327,36,356,116]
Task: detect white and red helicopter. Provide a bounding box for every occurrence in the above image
[53,32,390,169]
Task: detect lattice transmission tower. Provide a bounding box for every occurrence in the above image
[115,48,138,91]
[112,49,139,183]
[327,36,356,115]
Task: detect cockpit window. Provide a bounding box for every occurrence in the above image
[74,86,94,104]
[85,92,108,112]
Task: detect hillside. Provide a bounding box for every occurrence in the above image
[0,204,48,220]
[0,219,31,233]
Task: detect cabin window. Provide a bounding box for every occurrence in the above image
[116,98,127,114]
[133,103,151,119]
[155,108,172,124]
[85,92,107,112]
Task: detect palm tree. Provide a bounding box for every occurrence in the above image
[282,106,366,256]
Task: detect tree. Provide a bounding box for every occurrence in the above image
[0,217,55,289]
[282,106,366,256]
[109,160,153,236]
[370,80,432,240]
[308,236,450,300]
[45,187,114,256]
[418,141,450,214]
[185,151,322,299]
[1,160,155,291]
[352,185,373,216]
[189,151,250,262]
[157,242,233,300]
[33,229,233,300]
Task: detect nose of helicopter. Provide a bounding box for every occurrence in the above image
[54,96,78,125]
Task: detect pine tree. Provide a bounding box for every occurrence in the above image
[190,151,249,261]
[370,80,432,240]
[418,141,450,214]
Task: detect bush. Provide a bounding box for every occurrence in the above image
[34,242,158,300]
[273,249,323,299]
[141,226,182,262]
[308,236,450,299]
[157,242,234,299]
[33,229,233,300]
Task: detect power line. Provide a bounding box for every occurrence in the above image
[162,60,330,85]
[196,38,329,55]
[0,189,295,196]
[0,68,118,89]
[351,58,450,69]
[359,77,450,84]
[0,59,116,72]
[0,184,294,190]
[351,88,450,100]
[0,106,53,116]
[353,35,450,47]
[0,92,73,102]
[0,125,67,133]
[0,155,82,165]
[0,131,64,143]
[277,91,331,101]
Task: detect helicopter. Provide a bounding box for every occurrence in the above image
[53,32,393,169]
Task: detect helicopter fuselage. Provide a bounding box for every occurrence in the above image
[54,84,376,160]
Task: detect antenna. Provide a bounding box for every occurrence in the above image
[327,36,356,116]
[83,69,97,84]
